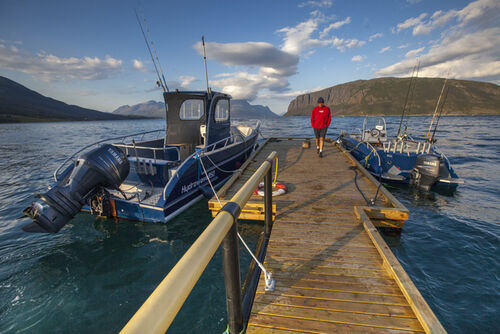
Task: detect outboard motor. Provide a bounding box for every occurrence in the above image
[410,154,440,191]
[23,144,129,233]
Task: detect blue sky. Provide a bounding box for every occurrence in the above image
[0,0,498,115]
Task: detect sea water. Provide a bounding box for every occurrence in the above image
[0,116,499,333]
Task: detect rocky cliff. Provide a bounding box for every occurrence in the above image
[286,77,500,116]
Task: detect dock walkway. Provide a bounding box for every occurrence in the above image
[209,138,445,333]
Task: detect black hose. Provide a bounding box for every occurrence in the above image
[352,167,371,206]
[371,169,383,205]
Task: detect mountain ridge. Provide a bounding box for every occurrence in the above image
[0,76,143,123]
[286,77,500,116]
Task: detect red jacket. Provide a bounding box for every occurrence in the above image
[311,105,331,129]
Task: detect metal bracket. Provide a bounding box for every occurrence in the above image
[219,201,241,221]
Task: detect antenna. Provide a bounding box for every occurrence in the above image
[134,9,168,93]
[202,36,210,94]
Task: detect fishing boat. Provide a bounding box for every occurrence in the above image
[22,90,260,233]
[338,78,462,192]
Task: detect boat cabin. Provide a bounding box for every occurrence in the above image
[113,90,233,186]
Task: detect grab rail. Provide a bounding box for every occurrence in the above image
[53,129,164,181]
[121,151,277,334]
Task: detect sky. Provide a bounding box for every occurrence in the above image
[0,0,499,115]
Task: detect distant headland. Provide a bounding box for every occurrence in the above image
[286,77,500,116]
[0,76,149,123]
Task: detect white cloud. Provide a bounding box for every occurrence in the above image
[380,0,500,84]
[352,55,365,62]
[396,13,428,33]
[379,46,391,54]
[179,75,197,88]
[192,13,365,100]
[330,37,366,52]
[193,41,299,100]
[377,28,500,80]
[298,0,332,8]
[320,17,351,38]
[0,43,122,81]
[405,47,425,57]
[133,59,147,72]
[278,18,328,55]
[395,0,500,36]
[398,43,410,49]
[193,41,299,77]
[369,33,383,41]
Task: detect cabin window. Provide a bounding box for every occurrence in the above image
[215,99,229,122]
[179,99,204,120]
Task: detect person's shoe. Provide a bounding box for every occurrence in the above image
[316,147,320,154]
[319,151,323,158]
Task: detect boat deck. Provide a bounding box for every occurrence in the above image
[209,138,445,333]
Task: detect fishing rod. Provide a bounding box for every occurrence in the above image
[201,36,210,94]
[426,78,448,141]
[430,84,450,143]
[402,62,420,136]
[397,63,418,137]
[137,6,169,92]
[134,9,168,93]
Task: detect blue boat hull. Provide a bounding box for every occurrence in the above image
[340,136,460,191]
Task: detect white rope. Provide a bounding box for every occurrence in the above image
[197,154,275,291]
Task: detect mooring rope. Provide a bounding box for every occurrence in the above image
[197,154,275,291]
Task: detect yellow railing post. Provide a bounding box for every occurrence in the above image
[121,152,277,334]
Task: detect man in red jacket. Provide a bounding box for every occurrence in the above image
[311,97,331,157]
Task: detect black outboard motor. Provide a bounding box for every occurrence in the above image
[23,144,129,233]
[410,154,441,191]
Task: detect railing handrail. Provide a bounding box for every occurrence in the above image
[53,129,164,181]
[121,151,277,334]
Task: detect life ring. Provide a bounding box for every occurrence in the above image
[253,181,287,197]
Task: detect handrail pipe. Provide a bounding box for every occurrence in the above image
[121,151,277,334]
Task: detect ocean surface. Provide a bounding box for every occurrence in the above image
[0,116,499,333]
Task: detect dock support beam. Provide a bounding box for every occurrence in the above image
[222,221,243,334]
[264,166,273,238]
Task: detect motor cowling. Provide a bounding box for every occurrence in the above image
[23,144,129,233]
[410,154,440,191]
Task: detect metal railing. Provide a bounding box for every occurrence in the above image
[113,143,180,162]
[53,129,164,181]
[121,151,277,334]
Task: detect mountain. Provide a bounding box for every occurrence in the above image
[112,100,165,118]
[286,77,500,116]
[231,99,278,118]
[0,76,140,123]
[112,98,279,119]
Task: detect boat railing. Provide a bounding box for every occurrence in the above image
[121,152,277,334]
[53,129,164,181]
[113,143,180,163]
[162,130,255,200]
[383,139,432,154]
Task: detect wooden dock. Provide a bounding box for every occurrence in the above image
[209,138,445,334]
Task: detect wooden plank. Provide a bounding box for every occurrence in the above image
[251,303,424,332]
[361,207,409,221]
[247,314,421,333]
[356,207,447,334]
[253,293,416,318]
